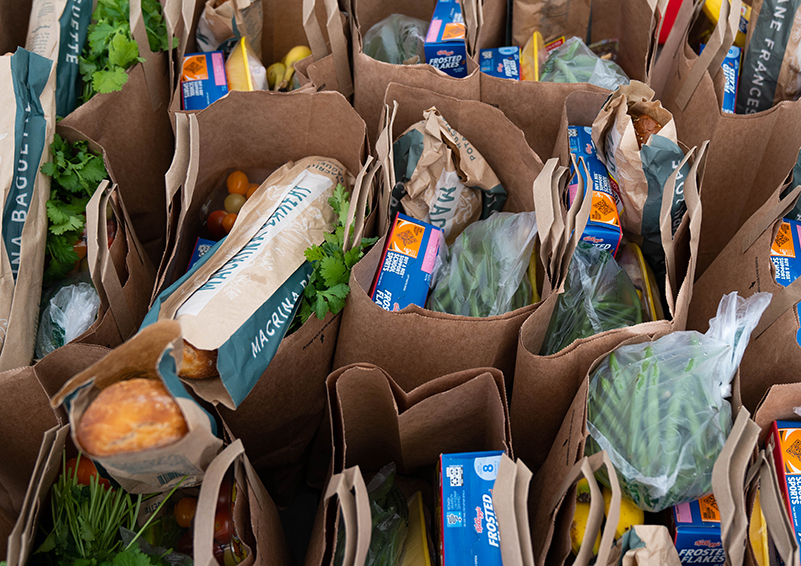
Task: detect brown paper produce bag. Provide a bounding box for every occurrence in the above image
[481,0,658,161]
[298,0,353,96]
[0,2,33,55]
[51,321,223,493]
[194,0,263,56]
[651,0,801,276]
[0,49,56,372]
[156,89,369,505]
[492,451,623,566]
[192,439,291,566]
[687,178,801,412]
[334,84,552,384]
[604,526,683,566]
[350,0,486,143]
[305,362,511,566]
[510,90,707,471]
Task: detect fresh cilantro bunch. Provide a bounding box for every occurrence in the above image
[79,0,170,102]
[40,134,109,284]
[290,184,378,331]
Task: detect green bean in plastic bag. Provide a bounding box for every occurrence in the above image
[363,14,427,65]
[585,291,771,512]
[541,242,643,356]
[540,37,629,89]
[427,211,537,317]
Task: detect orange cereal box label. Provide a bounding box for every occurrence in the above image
[779,427,801,474]
[698,494,721,523]
[389,219,425,258]
[182,54,209,82]
[590,191,620,227]
[442,22,466,40]
[772,221,796,258]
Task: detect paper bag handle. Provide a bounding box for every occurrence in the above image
[747,441,801,565]
[375,100,399,236]
[493,454,536,566]
[302,0,354,96]
[343,156,378,253]
[323,466,372,566]
[646,0,670,79]
[129,0,164,112]
[673,0,741,110]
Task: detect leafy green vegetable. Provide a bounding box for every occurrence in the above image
[289,184,378,332]
[40,134,109,284]
[79,0,170,103]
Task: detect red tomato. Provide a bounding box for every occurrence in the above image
[221,213,237,234]
[214,508,232,543]
[65,456,111,489]
[226,171,249,195]
[174,497,198,528]
[207,210,228,240]
[175,530,194,556]
[217,480,232,510]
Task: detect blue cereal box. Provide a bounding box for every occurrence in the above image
[480,47,520,80]
[771,420,801,553]
[671,495,725,565]
[438,451,504,566]
[770,218,801,346]
[370,213,444,311]
[424,0,468,78]
[181,51,229,111]
[567,125,624,257]
[699,44,741,114]
[187,237,216,272]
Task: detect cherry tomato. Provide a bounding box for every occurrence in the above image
[214,508,232,543]
[222,213,237,234]
[207,210,228,240]
[226,171,249,195]
[224,194,246,215]
[65,456,111,489]
[175,530,194,556]
[174,497,198,528]
[217,480,232,511]
[246,183,259,199]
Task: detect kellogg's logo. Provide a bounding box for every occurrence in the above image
[693,540,722,548]
[437,49,455,56]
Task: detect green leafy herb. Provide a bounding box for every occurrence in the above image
[79,0,170,103]
[290,184,377,332]
[40,134,109,284]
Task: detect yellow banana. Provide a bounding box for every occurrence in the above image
[279,45,312,90]
[602,486,644,539]
[571,502,601,555]
[576,478,591,504]
[702,0,751,49]
[267,62,286,91]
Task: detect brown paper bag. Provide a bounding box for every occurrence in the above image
[350,0,484,143]
[192,439,291,566]
[493,451,623,566]
[511,110,706,471]
[651,0,801,276]
[194,0,263,56]
[605,526,683,566]
[298,0,353,96]
[0,2,33,55]
[687,179,801,412]
[51,321,223,493]
[334,84,550,384]
[0,50,56,372]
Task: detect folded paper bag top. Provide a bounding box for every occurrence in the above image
[51,320,223,494]
[143,156,352,409]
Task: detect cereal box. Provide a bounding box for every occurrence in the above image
[181,51,228,111]
[424,0,468,79]
[770,420,801,550]
[671,494,725,565]
[567,125,623,257]
[437,451,504,566]
[480,47,520,80]
[769,218,801,346]
[370,213,444,311]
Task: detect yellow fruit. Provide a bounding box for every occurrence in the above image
[576,478,591,504]
[278,45,312,90]
[267,62,286,91]
[571,502,601,556]
[602,486,645,539]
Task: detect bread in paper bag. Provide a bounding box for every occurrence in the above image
[143,156,352,409]
[390,107,507,244]
[0,48,56,371]
[51,320,223,494]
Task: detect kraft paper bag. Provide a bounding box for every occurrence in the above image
[0,1,33,55]
[0,49,56,372]
[51,321,223,494]
[298,0,353,96]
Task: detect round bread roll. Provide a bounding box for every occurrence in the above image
[179,340,218,379]
[78,378,188,457]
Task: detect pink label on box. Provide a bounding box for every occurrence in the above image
[212,52,226,86]
[421,231,442,274]
[426,19,442,43]
[675,501,692,524]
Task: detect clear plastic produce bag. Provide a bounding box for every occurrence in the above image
[363,14,427,65]
[539,37,629,90]
[586,291,772,512]
[35,281,100,358]
[427,211,538,317]
[541,242,644,356]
